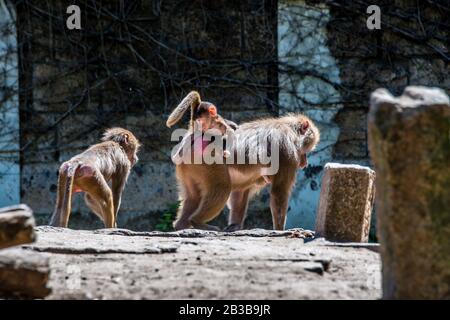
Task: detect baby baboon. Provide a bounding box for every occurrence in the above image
[168,91,236,161]
[49,128,140,228]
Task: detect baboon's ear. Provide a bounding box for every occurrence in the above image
[208,105,217,117]
[225,120,238,130]
[123,133,129,144]
[113,133,129,146]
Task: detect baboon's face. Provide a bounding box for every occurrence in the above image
[195,115,213,132]
[130,151,139,167]
[195,115,229,135]
[122,132,140,167]
[194,105,230,135]
[102,128,141,167]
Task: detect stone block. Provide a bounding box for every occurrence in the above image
[315,163,375,242]
[0,204,36,249]
[0,248,51,298]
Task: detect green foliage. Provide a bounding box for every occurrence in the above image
[155,202,179,232]
[369,231,378,243]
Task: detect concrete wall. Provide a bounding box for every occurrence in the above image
[0,0,20,207]
[278,0,450,232]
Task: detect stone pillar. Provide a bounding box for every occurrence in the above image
[368,86,450,299]
[315,163,375,242]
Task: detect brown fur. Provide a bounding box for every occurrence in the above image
[49,128,140,228]
[225,114,319,231]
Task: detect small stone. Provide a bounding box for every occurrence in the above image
[315,163,376,242]
[316,259,332,272]
[303,262,324,275]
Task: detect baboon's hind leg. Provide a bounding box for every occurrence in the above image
[173,174,201,231]
[224,189,250,232]
[190,178,231,231]
[82,172,115,228]
[84,193,108,224]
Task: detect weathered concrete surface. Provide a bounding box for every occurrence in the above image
[0,248,51,298]
[368,86,450,299]
[316,163,375,242]
[0,204,36,249]
[14,227,382,299]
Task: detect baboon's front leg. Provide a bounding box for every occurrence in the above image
[270,188,289,230]
[111,174,128,228]
[270,167,297,230]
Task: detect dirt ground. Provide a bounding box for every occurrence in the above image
[22,227,381,299]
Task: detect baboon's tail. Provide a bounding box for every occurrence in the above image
[166,91,201,127]
[49,163,79,227]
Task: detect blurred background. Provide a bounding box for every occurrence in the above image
[0,0,448,231]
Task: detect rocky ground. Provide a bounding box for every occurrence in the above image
[15,227,381,299]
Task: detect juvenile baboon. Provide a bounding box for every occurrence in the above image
[168,91,237,161]
[167,91,320,231]
[49,128,140,228]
